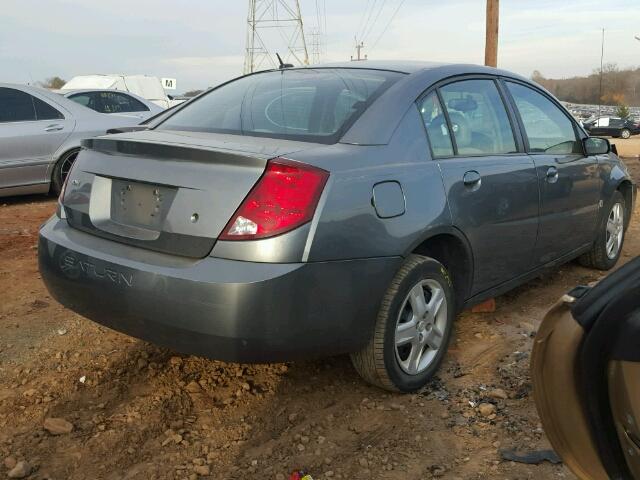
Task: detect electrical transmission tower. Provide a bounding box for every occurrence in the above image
[309,28,323,64]
[244,0,309,74]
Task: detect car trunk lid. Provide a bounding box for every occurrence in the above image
[62,130,314,258]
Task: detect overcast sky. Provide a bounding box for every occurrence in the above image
[2,0,639,92]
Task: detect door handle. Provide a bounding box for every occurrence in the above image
[45,124,64,132]
[546,166,559,183]
[463,170,482,188]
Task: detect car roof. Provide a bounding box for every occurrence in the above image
[307,60,448,74]
[0,82,97,116]
[324,62,534,145]
[61,89,156,105]
[0,82,141,119]
[296,60,529,80]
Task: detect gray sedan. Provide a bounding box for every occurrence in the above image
[0,84,141,197]
[39,62,635,392]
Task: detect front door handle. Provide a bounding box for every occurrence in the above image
[463,170,482,188]
[45,124,64,132]
[546,166,559,183]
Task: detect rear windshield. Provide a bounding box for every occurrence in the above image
[157,68,404,143]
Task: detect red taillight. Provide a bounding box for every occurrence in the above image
[219,158,329,241]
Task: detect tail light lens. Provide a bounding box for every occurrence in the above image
[219,158,329,241]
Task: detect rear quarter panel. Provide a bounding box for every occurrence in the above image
[298,107,452,262]
[598,154,634,213]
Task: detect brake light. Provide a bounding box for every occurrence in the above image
[220,158,329,240]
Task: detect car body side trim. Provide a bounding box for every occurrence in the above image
[303,176,334,262]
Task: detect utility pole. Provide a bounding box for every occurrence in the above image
[484,0,499,67]
[598,28,605,120]
[351,40,367,61]
[243,0,309,74]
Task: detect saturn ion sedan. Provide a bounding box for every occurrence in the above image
[39,61,635,392]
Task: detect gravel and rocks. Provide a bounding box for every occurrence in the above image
[1,156,640,479]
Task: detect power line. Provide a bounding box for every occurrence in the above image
[362,0,388,43]
[315,0,322,33]
[369,0,406,52]
[359,0,378,41]
[323,0,327,37]
[355,0,372,41]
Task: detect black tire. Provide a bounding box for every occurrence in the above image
[621,128,631,139]
[579,190,626,270]
[350,254,455,392]
[50,149,79,196]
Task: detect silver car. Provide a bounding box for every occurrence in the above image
[61,89,165,120]
[0,83,141,197]
[39,62,635,392]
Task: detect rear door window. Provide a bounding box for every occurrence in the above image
[609,118,623,128]
[157,68,404,144]
[418,92,454,157]
[33,97,64,120]
[506,81,581,154]
[68,93,93,108]
[0,87,36,123]
[101,92,149,113]
[439,79,517,155]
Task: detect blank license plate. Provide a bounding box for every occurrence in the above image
[111,180,174,229]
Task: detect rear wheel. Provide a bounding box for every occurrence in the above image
[579,191,626,270]
[350,255,455,392]
[51,149,79,196]
[621,128,631,139]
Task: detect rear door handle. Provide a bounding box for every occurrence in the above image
[45,124,64,132]
[463,170,482,188]
[546,166,559,183]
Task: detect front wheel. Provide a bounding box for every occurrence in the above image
[350,255,455,392]
[621,128,631,139]
[579,191,626,270]
[50,149,79,196]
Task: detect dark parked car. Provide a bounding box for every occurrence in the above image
[584,116,640,139]
[39,62,635,392]
[532,257,640,479]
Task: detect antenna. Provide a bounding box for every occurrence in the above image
[275,52,294,69]
[244,0,309,74]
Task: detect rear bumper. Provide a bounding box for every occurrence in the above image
[39,217,401,362]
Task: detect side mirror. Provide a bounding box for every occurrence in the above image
[611,143,618,156]
[584,137,611,156]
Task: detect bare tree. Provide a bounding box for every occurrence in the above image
[39,76,66,89]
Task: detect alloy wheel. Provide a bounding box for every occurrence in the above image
[394,279,448,375]
[60,152,78,182]
[606,202,624,259]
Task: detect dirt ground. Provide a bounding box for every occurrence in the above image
[1,144,640,480]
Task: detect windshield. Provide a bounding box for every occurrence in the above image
[157,68,404,143]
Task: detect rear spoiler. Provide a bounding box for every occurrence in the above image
[106,126,150,135]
